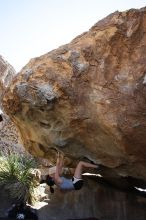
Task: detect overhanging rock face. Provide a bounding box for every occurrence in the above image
[2,8,146,181]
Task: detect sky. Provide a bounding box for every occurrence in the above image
[0,0,146,72]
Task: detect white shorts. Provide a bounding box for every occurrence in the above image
[72,176,82,184]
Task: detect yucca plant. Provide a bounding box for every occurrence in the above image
[0,153,38,204]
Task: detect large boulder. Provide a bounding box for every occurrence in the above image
[36,176,146,220]
[2,8,146,181]
[1,177,146,220]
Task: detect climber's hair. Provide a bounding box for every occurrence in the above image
[46,175,55,193]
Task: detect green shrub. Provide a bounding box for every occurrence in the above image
[0,154,38,204]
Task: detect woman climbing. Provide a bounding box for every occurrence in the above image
[44,153,99,192]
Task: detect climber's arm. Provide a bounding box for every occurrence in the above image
[54,154,64,184]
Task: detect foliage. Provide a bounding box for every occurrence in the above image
[0,153,39,204]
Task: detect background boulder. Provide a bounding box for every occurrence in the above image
[0,56,24,155]
[0,55,16,108]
